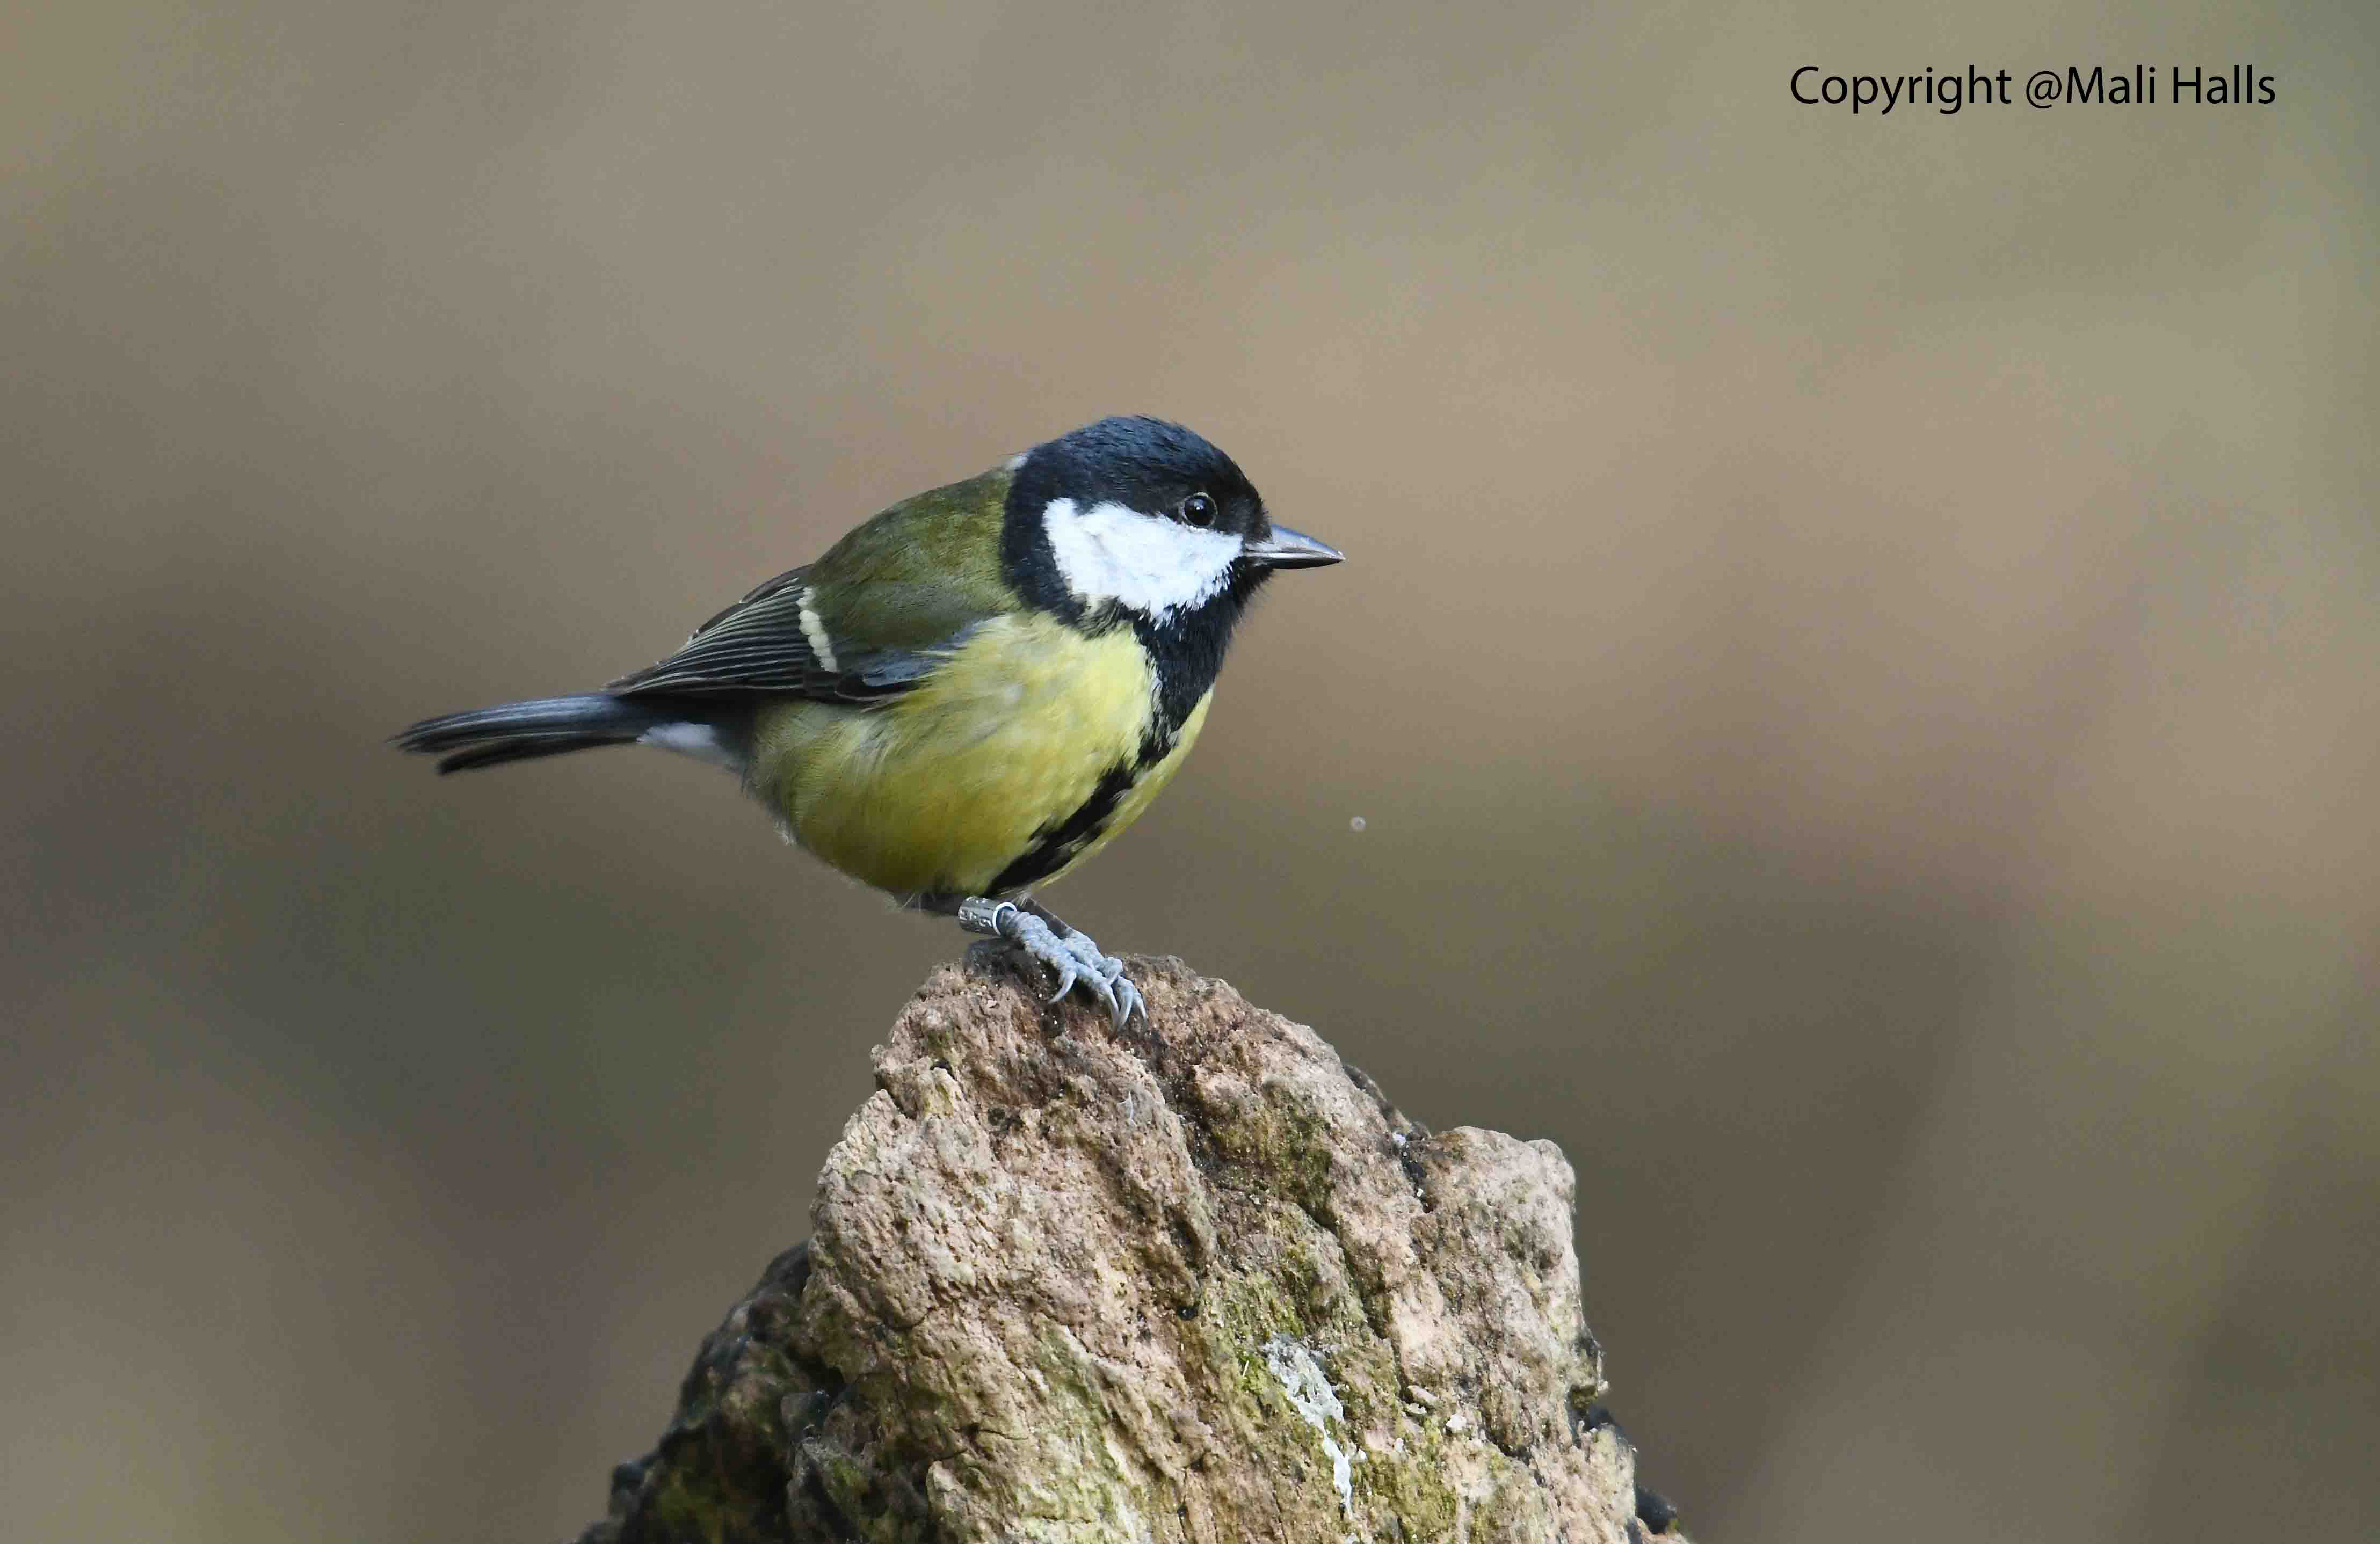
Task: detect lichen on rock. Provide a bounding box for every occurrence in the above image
[578,951,1662,1543]
[1261,1334,1353,1518]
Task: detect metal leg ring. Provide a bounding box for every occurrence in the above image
[956,897,1019,938]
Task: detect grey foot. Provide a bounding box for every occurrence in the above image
[956,898,1144,1030]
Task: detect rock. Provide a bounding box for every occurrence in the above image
[577,951,1669,1543]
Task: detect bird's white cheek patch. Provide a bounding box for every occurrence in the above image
[1042,498,1243,617]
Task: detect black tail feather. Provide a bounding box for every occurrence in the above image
[393,694,664,775]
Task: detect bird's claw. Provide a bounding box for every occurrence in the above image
[1053,928,1142,1029]
[973,906,1143,1031]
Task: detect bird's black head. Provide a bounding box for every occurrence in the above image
[999,415,1343,739]
[1000,416,1341,630]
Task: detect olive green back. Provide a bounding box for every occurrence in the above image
[803,466,1020,651]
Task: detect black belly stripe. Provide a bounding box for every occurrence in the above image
[986,727,1175,897]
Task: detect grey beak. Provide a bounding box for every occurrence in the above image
[1243,525,1345,569]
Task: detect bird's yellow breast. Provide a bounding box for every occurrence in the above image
[748,614,1211,900]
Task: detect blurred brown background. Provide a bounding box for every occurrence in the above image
[5,2,2374,1540]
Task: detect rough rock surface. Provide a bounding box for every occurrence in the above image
[577,952,1668,1543]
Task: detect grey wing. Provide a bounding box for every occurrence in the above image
[605,568,974,701]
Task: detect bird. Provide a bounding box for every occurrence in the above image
[395,416,1343,1028]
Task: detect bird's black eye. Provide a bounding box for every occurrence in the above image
[1180,492,1217,528]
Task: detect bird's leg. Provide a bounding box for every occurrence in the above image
[954,895,1144,1030]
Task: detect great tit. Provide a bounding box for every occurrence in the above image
[396,416,1342,1026]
